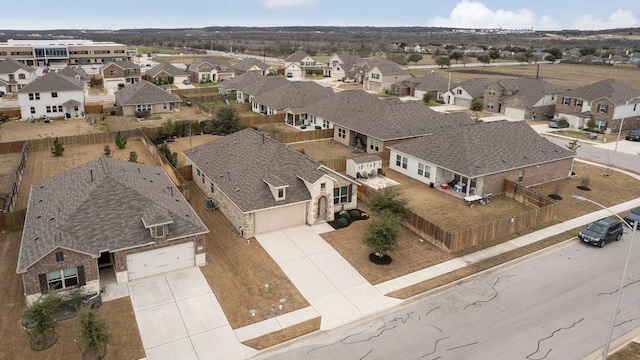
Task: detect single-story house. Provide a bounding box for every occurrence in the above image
[16,158,208,304]
[444,78,493,108]
[143,62,189,85]
[114,80,182,117]
[252,81,334,116]
[233,58,276,76]
[391,72,456,100]
[387,120,575,197]
[184,128,358,239]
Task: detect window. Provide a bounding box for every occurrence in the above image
[456,89,462,95]
[634,104,638,112]
[396,155,402,167]
[47,268,78,290]
[30,107,35,114]
[51,92,58,98]
[551,95,555,100]
[156,226,164,237]
[9,74,14,81]
[278,188,284,198]
[29,93,34,100]
[371,73,380,79]
[58,106,63,113]
[369,139,380,152]
[210,181,215,193]
[487,100,494,109]
[401,156,408,169]
[35,93,40,100]
[55,251,64,262]
[598,104,608,113]
[323,119,330,128]
[136,104,152,111]
[19,73,26,80]
[333,186,350,204]
[338,128,346,139]
[488,88,496,95]
[46,106,51,113]
[321,183,326,190]
[163,103,167,110]
[418,163,431,178]
[518,169,524,182]
[575,99,583,107]
[563,97,571,105]
[196,168,201,176]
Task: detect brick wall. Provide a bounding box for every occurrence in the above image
[23,249,98,297]
[483,158,574,195]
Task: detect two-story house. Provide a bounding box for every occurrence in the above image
[362,58,412,93]
[17,72,85,119]
[483,78,563,120]
[555,79,640,132]
[0,58,37,94]
[100,60,141,93]
[187,57,234,83]
[284,50,323,78]
[323,52,364,80]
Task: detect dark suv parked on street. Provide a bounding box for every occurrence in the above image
[578,218,624,248]
[626,128,640,141]
[623,207,640,227]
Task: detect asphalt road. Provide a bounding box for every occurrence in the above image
[261,232,640,360]
[545,137,640,174]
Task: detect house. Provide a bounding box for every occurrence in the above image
[217,71,269,100]
[483,78,563,120]
[57,66,91,89]
[363,58,412,93]
[17,72,85,120]
[184,128,358,238]
[114,80,182,117]
[0,58,37,93]
[16,158,208,304]
[234,76,289,106]
[143,62,189,86]
[444,78,493,108]
[233,58,275,76]
[324,52,364,80]
[187,57,234,83]
[100,60,141,93]
[391,72,456,100]
[284,50,323,78]
[252,81,334,116]
[346,155,383,179]
[555,79,640,132]
[464,46,485,56]
[387,121,575,197]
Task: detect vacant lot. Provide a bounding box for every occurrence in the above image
[15,140,158,209]
[0,231,145,360]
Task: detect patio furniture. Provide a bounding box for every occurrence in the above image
[464,194,482,206]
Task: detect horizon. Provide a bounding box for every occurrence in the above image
[1,0,638,32]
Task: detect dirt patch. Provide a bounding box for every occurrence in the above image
[253,123,301,135]
[185,182,311,330]
[15,140,160,210]
[0,231,145,360]
[164,134,221,167]
[242,317,321,350]
[609,341,640,360]
[0,118,107,143]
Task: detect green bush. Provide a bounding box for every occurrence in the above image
[341,212,351,220]
[350,209,360,218]
[337,217,348,228]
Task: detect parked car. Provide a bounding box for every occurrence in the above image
[578,218,624,247]
[183,79,191,85]
[548,118,568,128]
[117,83,125,90]
[623,207,640,226]
[342,77,356,83]
[625,128,640,141]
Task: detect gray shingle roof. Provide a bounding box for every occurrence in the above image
[496,78,564,107]
[388,120,575,178]
[115,80,180,106]
[18,72,83,93]
[254,81,334,112]
[145,62,188,78]
[237,76,290,98]
[191,57,232,69]
[0,58,35,74]
[17,158,208,273]
[409,73,457,93]
[456,78,493,98]
[233,58,270,72]
[184,128,334,213]
[58,66,90,83]
[218,72,269,93]
[352,154,381,164]
[560,79,640,104]
[106,60,139,69]
[285,50,311,63]
[333,53,364,65]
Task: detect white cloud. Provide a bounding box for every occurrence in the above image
[570,9,638,30]
[426,1,537,29]
[260,0,314,8]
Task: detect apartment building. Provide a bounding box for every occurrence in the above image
[0,39,128,67]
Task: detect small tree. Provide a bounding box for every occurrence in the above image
[407,53,423,65]
[50,138,65,157]
[206,106,241,135]
[128,151,138,163]
[435,57,451,68]
[77,308,110,359]
[363,211,400,260]
[114,131,128,149]
[368,186,410,220]
[422,93,432,104]
[557,117,569,129]
[157,143,178,167]
[449,51,463,64]
[586,119,597,132]
[161,119,176,139]
[103,144,111,157]
[470,99,483,118]
[23,294,62,350]
[489,49,500,62]
[477,54,491,66]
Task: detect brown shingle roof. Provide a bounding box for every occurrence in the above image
[456,78,493,98]
[388,120,575,178]
[560,79,640,104]
[17,158,208,273]
[285,50,311,63]
[233,58,271,72]
[114,80,180,106]
[496,78,564,107]
[254,81,334,112]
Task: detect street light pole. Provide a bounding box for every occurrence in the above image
[572,195,638,359]
[614,96,640,155]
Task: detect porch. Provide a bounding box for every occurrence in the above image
[285,112,330,132]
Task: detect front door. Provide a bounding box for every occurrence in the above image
[317,196,327,221]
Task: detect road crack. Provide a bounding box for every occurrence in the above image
[463,275,515,310]
[417,336,449,359]
[598,278,640,296]
[526,318,584,360]
[358,349,374,359]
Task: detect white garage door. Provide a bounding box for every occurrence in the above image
[504,107,526,120]
[126,242,195,281]
[254,203,306,234]
[454,98,471,108]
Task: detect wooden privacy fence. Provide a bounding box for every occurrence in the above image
[240,113,283,127]
[137,129,188,188]
[0,208,27,232]
[25,129,141,152]
[176,165,193,181]
[173,87,220,96]
[358,179,558,253]
[271,128,334,144]
[3,142,28,212]
[321,158,347,172]
[0,140,27,154]
[503,179,557,209]
[85,104,104,114]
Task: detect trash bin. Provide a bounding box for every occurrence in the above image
[441,184,448,190]
[429,182,435,188]
[65,113,71,119]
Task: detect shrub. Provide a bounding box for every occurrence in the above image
[128,151,138,163]
[369,187,411,220]
[50,137,64,157]
[134,110,150,118]
[336,217,348,228]
[341,212,351,220]
[103,144,111,157]
[114,131,127,149]
[350,209,360,218]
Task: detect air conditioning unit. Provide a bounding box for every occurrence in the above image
[205,197,216,211]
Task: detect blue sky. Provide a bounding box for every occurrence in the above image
[2,0,639,31]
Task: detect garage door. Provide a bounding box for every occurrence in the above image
[454,98,471,108]
[254,203,306,234]
[504,107,526,120]
[369,83,381,93]
[126,242,195,281]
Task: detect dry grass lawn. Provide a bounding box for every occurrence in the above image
[0,231,145,360]
[164,134,222,167]
[609,342,640,360]
[289,139,360,161]
[253,123,301,135]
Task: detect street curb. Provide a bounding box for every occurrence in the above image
[582,327,640,359]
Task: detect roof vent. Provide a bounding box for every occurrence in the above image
[34,237,39,241]
[236,188,240,192]
[37,215,42,219]
[39,199,43,203]
[502,159,506,163]
[40,185,44,189]
[50,217,55,221]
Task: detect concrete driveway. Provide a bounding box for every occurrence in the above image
[128,267,253,360]
[255,225,400,330]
